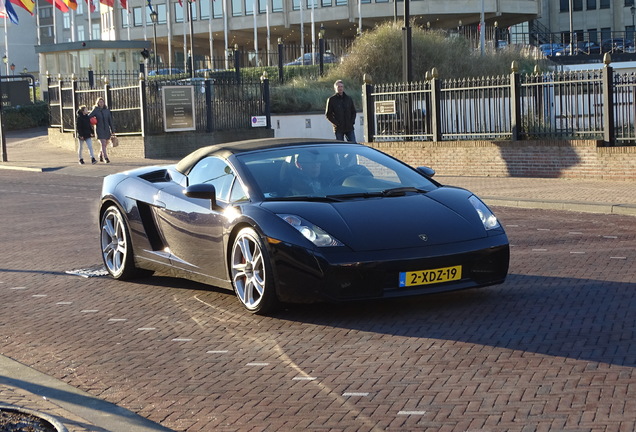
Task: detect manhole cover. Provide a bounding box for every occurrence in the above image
[65,264,109,278]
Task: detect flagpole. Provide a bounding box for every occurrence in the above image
[266,2,270,67]
[53,3,57,44]
[182,1,186,72]
[127,0,130,40]
[253,0,257,66]
[300,0,304,60]
[88,0,92,40]
[167,0,172,70]
[3,18,8,75]
[208,0,213,69]
[311,0,315,65]
[71,9,76,42]
[223,0,228,69]
[36,0,41,44]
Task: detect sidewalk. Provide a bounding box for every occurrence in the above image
[1,127,636,431]
[2,127,636,215]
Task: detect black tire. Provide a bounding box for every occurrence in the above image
[100,205,150,280]
[230,227,279,314]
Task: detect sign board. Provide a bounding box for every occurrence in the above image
[374,100,396,115]
[1,81,32,108]
[162,86,196,132]
[251,115,267,127]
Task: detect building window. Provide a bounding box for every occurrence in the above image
[335,0,346,5]
[560,0,568,12]
[92,23,100,39]
[588,28,598,42]
[573,0,582,10]
[63,13,70,29]
[587,0,596,9]
[78,24,85,40]
[121,9,131,28]
[600,27,611,40]
[321,0,331,6]
[214,0,223,17]
[133,7,142,26]
[625,0,634,7]
[599,0,609,8]
[200,0,209,19]
[272,0,283,12]
[232,0,242,16]
[39,6,52,18]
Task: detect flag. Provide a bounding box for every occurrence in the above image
[85,0,95,12]
[99,0,113,7]
[10,0,35,15]
[120,0,126,10]
[45,0,69,12]
[1,0,19,23]
[146,0,154,12]
[64,0,78,10]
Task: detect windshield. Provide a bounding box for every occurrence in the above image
[236,144,438,200]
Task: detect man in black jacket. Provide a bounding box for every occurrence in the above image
[325,79,357,142]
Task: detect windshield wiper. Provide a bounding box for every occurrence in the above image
[266,195,343,202]
[325,192,384,200]
[381,187,429,196]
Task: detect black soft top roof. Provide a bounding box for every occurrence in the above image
[175,137,350,174]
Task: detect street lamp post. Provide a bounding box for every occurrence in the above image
[10,63,15,75]
[2,55,7,76]
[149,10,158,72]
[318,24,325,77]
[187,0,195,78]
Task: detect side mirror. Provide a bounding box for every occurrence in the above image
[416,166,436,178]
[184,184,220,210]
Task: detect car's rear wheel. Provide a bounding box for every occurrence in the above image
[230,227,279,314]
[100,205,148,280]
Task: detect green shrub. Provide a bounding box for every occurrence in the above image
[2,102,49,130]
[270,21,547,113]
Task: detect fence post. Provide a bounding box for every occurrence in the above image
[277,39,284,84]
[362,74,375,143]
[104,76,112,109]
[430,68,442,142]
[510,61,522,141]
[205,76,214,133]
[139,73,147,137]
[72,74,78,137]
[88,67,94,89]
[234,46,241,82]
[601,54,615,146]
[261,72,271,129]
[57,74,63,133]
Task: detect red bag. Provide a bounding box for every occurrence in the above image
[90,117,98,125]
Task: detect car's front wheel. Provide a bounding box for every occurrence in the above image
[230,227,279,314]
[100,205,148,280]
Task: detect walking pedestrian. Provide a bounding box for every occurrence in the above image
[76,105,97,165]
[89,97,115,163]
[325,79,357,142]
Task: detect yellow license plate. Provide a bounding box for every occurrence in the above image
[399,265,462,287]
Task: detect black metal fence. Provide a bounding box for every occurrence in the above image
[364,65,636,145]
[47,75,270,136]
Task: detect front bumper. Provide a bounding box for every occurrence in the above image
[269,234,510,304]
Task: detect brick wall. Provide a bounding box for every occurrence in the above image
[367,139,636,181]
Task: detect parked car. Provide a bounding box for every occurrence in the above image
[555,41,601,56]
[539,43,564,56]
[99,138,510,314]
[148,68,185,77]
[284,52,339,66]
[601,38,635,53]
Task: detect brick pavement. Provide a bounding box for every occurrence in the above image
[1,127,635,431]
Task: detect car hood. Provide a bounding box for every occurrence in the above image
[260,190,488,252]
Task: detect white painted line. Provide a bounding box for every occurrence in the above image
[246,362,269,367]
[603,235,618,239]
[206,350,229,354]
[532,249,548,252]
[398,411,427,416]
[569,232,583,235]
[570,251,586,254]
[108,318,127,322]
[292,376,316,381]
[81,310,99,313]
[56,302,73,305]
[32,294,47,297]
[610,256,627,260]
[10,287,26,290]
[172,338,192,342]
[343,392,369,397]
[506,224,519,227]
[137,327,156,331]
[537,228,551,231]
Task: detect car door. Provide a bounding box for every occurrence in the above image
[153,157,237,281]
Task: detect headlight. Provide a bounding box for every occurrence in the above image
[278,214,343,247]
[468,196,500,230]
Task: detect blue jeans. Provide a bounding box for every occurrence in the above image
[335,130,356,142]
